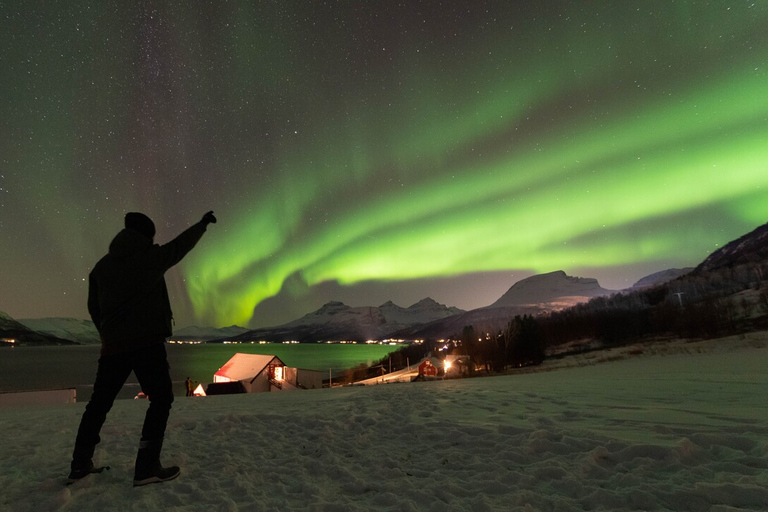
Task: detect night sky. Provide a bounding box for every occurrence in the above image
[2,2,767,329]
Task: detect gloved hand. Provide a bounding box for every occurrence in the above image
[202,211,217,225]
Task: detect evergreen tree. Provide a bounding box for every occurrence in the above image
[507,315,545,367]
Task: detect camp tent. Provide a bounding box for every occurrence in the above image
[192,383,206,396]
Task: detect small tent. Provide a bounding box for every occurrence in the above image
[192,383,206,397]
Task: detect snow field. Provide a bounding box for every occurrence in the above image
[1,343,766,511]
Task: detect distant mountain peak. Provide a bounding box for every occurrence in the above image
[1,312,79,346]
[490,270,610,308]
[312,301,350,315]
[18,317,100,344]
[631,268,693,289]
[219,296,465,343]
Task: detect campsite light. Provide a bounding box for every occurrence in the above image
[444,360,452,371]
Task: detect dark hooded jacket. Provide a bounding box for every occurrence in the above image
[88,221,208,356]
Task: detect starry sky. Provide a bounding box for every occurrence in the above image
[1,1,767,329]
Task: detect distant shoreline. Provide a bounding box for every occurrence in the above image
[0,343,398,397]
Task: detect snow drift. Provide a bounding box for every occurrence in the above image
[1,334,767,511]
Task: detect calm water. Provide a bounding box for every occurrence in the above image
[0,343,398,398]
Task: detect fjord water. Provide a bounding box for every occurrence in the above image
[0,343,398,399]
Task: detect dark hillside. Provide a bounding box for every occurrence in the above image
[428,220,768,377]
[695,222,768,274]
[541,221,768,349]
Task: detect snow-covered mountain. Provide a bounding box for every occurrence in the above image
[391,271,614,339]
[0,311,77,346]
[18,317,100,344]
[213,298,465,343]
[14,317,249,344]
[489,270,612,307]
[171,324,250,342]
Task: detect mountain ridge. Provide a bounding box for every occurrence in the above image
[12,219,768,345]
[212,297,465,343]
[6,268,686,344]
[19,317,100,344]
[490,270,611,307]
[388,271,614,340]
[695,221,768,274]
[0,311,78,346]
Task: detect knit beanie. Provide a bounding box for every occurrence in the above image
[125,212,156,240]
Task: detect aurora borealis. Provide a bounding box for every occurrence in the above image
[2,2,767,328]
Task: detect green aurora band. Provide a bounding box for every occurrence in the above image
[4,2,766,327]
[182,3,768,326]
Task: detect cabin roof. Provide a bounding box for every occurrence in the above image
[213,353,284,382]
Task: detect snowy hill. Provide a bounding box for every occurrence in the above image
[216,298,465,343]
[630,268,693,289]
[0,311,78,346]
[490,270,612,307]
[15,317,249,344]
[18,317,100,344]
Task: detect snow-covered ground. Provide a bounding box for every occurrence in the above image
[1,336,767,512]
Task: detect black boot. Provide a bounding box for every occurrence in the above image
[133,438,180,487]
[67,444,95,484]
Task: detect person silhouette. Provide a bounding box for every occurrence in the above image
[68,211,217,486]
[185,376,193,397]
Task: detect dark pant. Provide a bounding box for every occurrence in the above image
[74,343,174,456]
